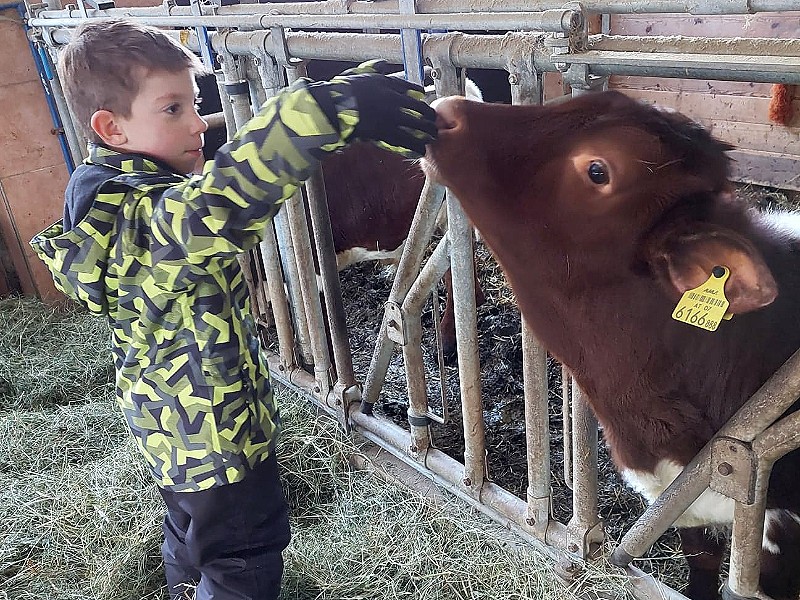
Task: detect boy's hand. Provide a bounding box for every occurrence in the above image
[332,60,438,158]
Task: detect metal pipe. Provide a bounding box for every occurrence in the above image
[725,411,800,598]
[566,381,602,558]
[258,228,296,372]
[360,180,446,411]
[273,205,314,366]
[400,237,452,452]
[279,66,333,401]
[29,10,581,33]
[562,366,573,491]
[523,319,551,541]
[33,0,800,19]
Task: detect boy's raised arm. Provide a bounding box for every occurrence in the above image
[149,63,436,280]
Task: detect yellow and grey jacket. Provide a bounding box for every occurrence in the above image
[30,79,356,491]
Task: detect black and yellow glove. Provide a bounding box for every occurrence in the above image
[309,60,438,158]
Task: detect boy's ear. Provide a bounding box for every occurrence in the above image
[645,221,778,315]
[90,110,128,146]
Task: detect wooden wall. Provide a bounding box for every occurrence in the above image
[608,12,800,190]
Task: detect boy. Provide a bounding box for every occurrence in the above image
[30,18,437,600]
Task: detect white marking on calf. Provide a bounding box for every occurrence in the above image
[763,509,800,555]
[624,462,800,556]
[335,246,404,271]
[622,460,735,528]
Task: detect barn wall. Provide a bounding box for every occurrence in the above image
[608,12,800,190]
[0,7,67,301]
[0,0,156,302]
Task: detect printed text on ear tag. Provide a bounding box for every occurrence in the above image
[671,266,730,332]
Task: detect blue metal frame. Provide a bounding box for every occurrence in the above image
[2,2,76,173]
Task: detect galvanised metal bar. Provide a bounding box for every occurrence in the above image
[28,10,582,33]
[523,320,551,541]
[562,366,573,491]
[216,55,267,325]
[277,65,333,401]
[266,349,569,558]
[44,26,800,87]
[283,59,356,413]
[432,55,487,500]
[360,180,446,411]
[726,411,800,598]
[567,381,603,559]
[612,347,800,568]
[43,47,85,165]
[32,0,800,19]
[273,204,315,367]
[564,51,800,85]
[258,227,296,373]
[401,237,452,457]
[242,57,296,374]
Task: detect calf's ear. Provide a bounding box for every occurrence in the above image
[647,225,778,315]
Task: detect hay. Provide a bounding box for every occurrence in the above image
[0,297,638,600]
[0,297,114,411]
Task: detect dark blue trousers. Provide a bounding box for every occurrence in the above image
[157,452,291,600]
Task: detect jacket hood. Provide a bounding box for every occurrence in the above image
[30,144,182,315]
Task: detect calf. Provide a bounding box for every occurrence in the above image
[422,91,800,600]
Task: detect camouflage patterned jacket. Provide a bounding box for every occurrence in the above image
[30,79,357,491]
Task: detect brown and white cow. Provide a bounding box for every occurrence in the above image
[422,91,800,600]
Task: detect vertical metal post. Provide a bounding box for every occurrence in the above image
[523,319,551,540]
[567,381,603,557]
[398,0,425,85]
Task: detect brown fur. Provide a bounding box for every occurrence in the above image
[423,91,800,600]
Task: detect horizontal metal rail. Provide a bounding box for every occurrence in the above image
[33,0,800,19]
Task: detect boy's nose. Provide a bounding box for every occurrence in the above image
[193,112,209,134]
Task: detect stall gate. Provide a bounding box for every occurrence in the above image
[27,2,800,599]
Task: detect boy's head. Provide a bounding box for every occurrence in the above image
[58,19,210,173]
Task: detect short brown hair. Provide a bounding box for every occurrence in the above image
[57,18,207,144]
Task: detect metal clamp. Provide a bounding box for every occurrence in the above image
[710,436,758,505]
[268,25,303,69]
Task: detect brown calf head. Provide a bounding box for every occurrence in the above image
[422,91,776,318]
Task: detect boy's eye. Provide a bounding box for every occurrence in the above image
[164,103,180,115]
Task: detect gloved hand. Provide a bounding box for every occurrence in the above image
[315,60,438,158]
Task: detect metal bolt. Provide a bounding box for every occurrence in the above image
[409,445,418,453]
[463,477,472,487]
[313,386,320,394]
[430,68,441,80]
[717,462,733,476]
[568,543,579,553]
[508,73,519,85]
[565,562,580,573]
[526,517,536,526]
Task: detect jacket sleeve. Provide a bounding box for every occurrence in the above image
[147,78,356,282]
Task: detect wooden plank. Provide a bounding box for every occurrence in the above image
[609,13,800,39]
[698,118,800,156]
[610,75,775,97]
[728,149,800,191]
[621,88,800,127]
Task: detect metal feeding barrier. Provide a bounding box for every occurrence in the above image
[27,2,800,598]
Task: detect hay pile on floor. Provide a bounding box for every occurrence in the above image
[0,297,637,600]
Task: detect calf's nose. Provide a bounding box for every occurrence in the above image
[431,95,467,132]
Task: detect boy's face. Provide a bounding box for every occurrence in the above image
[102,68,208,174]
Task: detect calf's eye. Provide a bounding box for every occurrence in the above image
[587,161,609,184]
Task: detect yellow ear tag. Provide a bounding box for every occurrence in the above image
[671,266,730,332]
